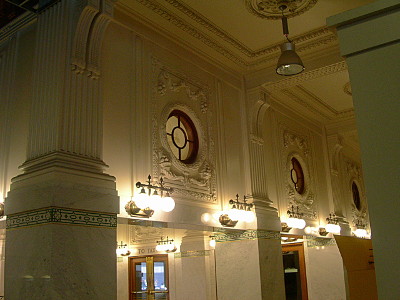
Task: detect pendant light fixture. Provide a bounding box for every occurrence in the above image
[276,4,304,76]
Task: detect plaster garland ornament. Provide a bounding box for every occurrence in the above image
[343,82,352,96]
[283,130,309,156]
[346,161,361,178]
[281,125,317,219]
[152,59,217,204]
[128,0,334,68]
[157,69,208,106]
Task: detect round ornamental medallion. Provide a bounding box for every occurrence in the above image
[245,0,318,20]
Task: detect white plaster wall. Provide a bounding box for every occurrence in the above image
[0,24,36,199]
[264,105,331,227]
[304,244,346,300]
[102,22,135,210]
[101,19,246,226]
[215,240,262,300]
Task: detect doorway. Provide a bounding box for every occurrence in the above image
[282,243,308,300]
[129,255,169,300]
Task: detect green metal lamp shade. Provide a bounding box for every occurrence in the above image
[276,42,305,76]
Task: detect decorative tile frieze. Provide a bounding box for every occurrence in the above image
[306,236,336,248]
[213,229,280,242]
[174,250,211,259]
[6,207,117,230]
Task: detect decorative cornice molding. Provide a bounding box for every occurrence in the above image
[264,61,347,91]
[281,89,333,121]
[6,207,117,230]
[0,12,36,44]
[343,81,352,96]
[118,0,337,68]
[126,0,247,66]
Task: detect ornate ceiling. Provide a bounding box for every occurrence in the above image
[114,0,375,137]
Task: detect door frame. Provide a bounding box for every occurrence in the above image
[128,254,169,300]
[282,242,308,300]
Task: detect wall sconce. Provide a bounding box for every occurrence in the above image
[219,194,255,227]
[286,205,306,229]
[155,236,177,252]
[325,213,341,234]
[125,175,175,218]
[209,235,216,248]
[318,227,329,236]
[281,236,298,243]
[353,220,368,238]
[281,222,292,232]
[0,202,4,219]
[116,241,131,256]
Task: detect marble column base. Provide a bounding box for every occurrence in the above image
[6,224,116,300]
[5,169,119,299]
[215,236,285,300]
[175,235,216,300]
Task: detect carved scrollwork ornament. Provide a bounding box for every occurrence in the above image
[245,0,318,20]
[281,124,317,220]
[152,60,217,204]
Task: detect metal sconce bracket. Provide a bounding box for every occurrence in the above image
[228,194,254,211]
[116,241,131,256]
[218,194,255,227]
[318,227,329,236]
[156,236,177,252]
[326,213,339,225]
[219,214,238,227]
[281,222,292,232]
[136,175,173,197]
[125,200,154,218]
[126,175,175,218]
[287,205,304,219]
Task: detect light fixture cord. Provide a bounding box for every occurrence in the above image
[281,10,291,43]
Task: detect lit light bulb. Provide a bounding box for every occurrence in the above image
[167,243,175,251]
[228,207,240,221]
[296,218,306,229]
[286,217,298,229]
[304,226,314,235]
[161,195,175,212]
[134,189,150,209]
[209,239,216,248]
[354,228,367,238]
[156,244,164,252]
[326,223,341,234]
[149,191,162,210]
[243,210,255,223]
[116,248,123,256]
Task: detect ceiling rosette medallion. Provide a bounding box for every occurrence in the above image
[246,0,318,19]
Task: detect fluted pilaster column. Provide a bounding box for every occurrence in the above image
[246,88,279,231]
[4,1,118,299]
[326,135,347,220]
